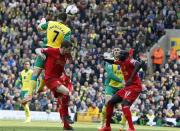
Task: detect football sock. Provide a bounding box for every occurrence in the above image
[122,106,134,129]
[61,95,69,116]
[58,96,70,128]
[58,98,63,119]
[106,104,114,127]
[23,104,30,118]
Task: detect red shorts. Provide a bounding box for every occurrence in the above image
[45,78,63,98]
[116,84,142,104]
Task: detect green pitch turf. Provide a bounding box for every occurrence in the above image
[0,120,179,131]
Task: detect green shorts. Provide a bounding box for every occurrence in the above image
[105,86,121,96]
[20,90,29,99]
[34,55,45,69]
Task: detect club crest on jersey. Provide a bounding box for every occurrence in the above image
[117,65,121,70]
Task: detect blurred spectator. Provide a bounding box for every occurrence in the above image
[46,103,53,113]
[111,107,122,124]
[87,102,99,121]
[168,47,179,65]
[153,112,166,126]
[137,113,149,126]
[146,110,155,126]
[69,100,77,114]
[151,46,165,72]
[3,99,14,110]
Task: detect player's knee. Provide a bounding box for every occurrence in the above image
[108,94,122,105]
[56,85,69,95]
[105,96,112,104]
[63,90,69,95]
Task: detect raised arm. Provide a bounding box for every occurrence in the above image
[37,18,48,32]
[35,48,47,60]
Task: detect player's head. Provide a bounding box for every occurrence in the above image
[60,40,73,54]
[118,50,129,61]
[64,66,71,77]
[112,46,121,60]
[59,12,68,23]
[24,59,31,70]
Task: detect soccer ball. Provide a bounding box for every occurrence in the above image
[66,4,79,16]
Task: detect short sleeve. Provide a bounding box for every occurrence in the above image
[64,31,71,41]
[39,22,48,30]
[42,48,56,56]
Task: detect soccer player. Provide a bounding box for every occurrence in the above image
[15,59,33,122]
[27,13,72,102]
[35,41,74,130]
[99,50,126,130]
[58,67,74,127]
[99,50,142,131]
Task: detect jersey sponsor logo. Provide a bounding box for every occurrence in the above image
[117,65,121,70]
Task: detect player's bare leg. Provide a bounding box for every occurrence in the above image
[56,85,69,95]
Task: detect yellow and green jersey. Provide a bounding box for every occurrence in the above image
[39,21,71,48]
[15,69,33,91]
[105,62,124,89]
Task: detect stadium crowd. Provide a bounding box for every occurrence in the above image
[0,0,180,127]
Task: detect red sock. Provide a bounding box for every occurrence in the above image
[58,97,70,128]
[64,121,70,128]
[61,95,70,128]
[105,104,114,127]
[61,95,69,116]
[58,98,63,120]
[122,106,134,129]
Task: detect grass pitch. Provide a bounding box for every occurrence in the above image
[0,120,179,131]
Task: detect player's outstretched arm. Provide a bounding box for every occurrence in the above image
[35,48,47,60]
[36,18,48,32]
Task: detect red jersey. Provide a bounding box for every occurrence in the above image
[59,74,73,92]
[42,48,71,80]
[129,48,134,58]
[115,58,141,85]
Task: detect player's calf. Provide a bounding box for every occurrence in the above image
[21,95,32,105]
